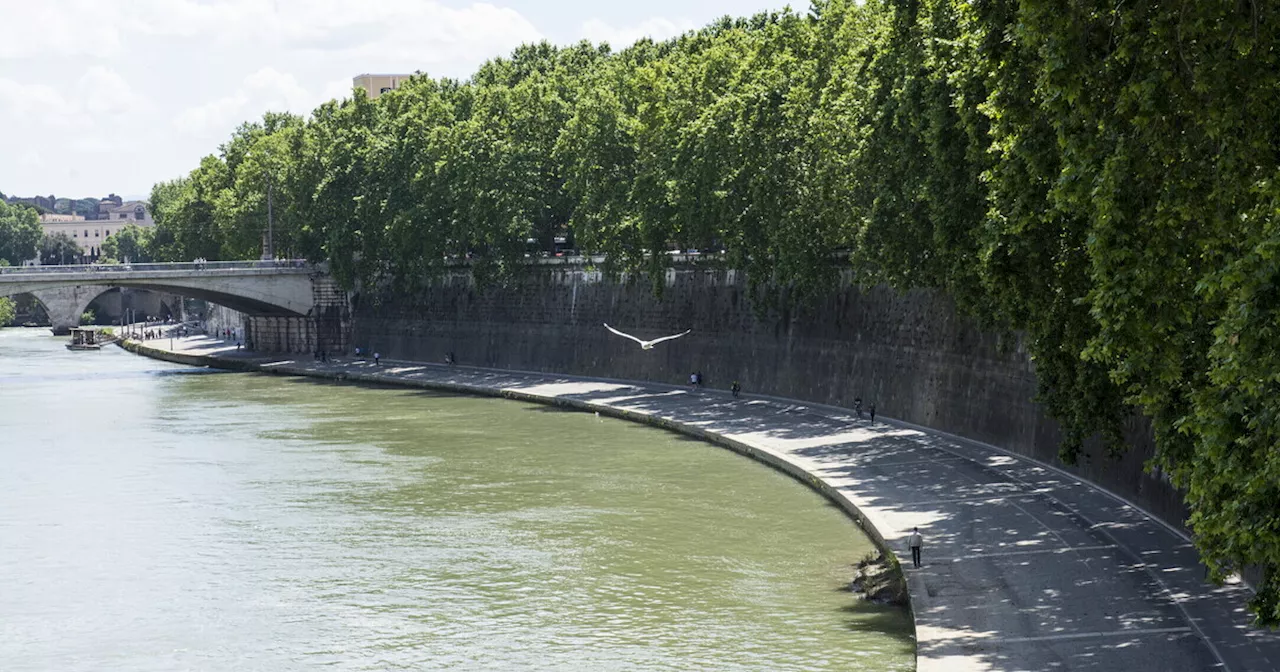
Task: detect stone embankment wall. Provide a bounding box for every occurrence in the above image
[352,264,1186,531]
[207,274,352,355]
[203,303,244,339]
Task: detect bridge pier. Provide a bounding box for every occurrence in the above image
[28,286,98,335]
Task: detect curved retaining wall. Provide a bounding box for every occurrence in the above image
[351,265,1186,532]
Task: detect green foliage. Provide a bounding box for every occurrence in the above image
[100,224,154,263]
[79,310,95,326]
[158,0,1280,623]
[73,199,99,219]
[40,233,79,265]
[0,200,41,265]
[0,297,14,326]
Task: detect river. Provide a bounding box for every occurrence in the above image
[0,328,913,671]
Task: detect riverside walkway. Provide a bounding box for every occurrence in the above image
[127,335,1280,672]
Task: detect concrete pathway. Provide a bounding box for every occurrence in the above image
[128,335,1280,672]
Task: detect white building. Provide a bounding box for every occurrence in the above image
[353,73,415,99]
[38,201,154,262]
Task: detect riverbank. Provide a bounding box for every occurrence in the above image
[122,335,1280,672]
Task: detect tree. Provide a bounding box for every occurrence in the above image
[72,198,99,219]
[100,224,154,263]
[40,233,80,265]
[149,160,230,262]
[0,200,41,265]
[0,255,17,325]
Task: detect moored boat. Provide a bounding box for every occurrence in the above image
[66,327,104,351]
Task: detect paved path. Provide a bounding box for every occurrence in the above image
[128,335,1280,672]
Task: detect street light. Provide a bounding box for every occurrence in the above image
[251,146,275,261]
[264,171,274,260]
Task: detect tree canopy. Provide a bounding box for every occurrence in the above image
[155,0,1280,624]
[39,233,79,266]
[100,224,154,263]
[0,296,14,327]
[0,200,40,266]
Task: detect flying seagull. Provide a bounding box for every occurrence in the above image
[603,323,691,350]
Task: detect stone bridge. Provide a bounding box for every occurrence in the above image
[0,261,341,334]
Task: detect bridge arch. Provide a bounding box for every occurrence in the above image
[0,262,330,334]
[3,292,51,328]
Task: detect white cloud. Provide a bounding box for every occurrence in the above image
[5,1,545,144]
[0,1,122,59]
[0,66,148,128]
[80,66,148,117]
[17,149,45,170]
[3,0,543,72]
[174,67,314,137]
[0,66,157,199]
[0,66,148,130]
[0,0,791,197]
[319,78,358,103]
[0,79,74,124]
[580,17,695,48]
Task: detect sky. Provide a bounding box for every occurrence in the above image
[0,0,792,201]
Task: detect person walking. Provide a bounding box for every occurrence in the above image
[869,403,877,424]
[854,397,863,419]
[731,381,741,398]
[908,527,923,568]
[373,352,381,367]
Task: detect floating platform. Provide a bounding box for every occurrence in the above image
[65,327,106,351]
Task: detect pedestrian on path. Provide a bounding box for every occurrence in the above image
[869,403,876,424]
[854,397,863,419]
[374,352,381,367]
[731,381,741,398]
[908,527,923,568]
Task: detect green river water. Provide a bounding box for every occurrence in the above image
[0,327,913,670]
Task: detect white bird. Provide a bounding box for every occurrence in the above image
[603,323,691,350]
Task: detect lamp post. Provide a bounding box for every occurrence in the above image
[265,174,274,260]
[252,146,275,261]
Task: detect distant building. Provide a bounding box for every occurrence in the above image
[38,201,154,263]
[353,73,415,100]
[95,193,123,219]
[6,193,123,219]
[103,201,154,226]
[6,194,57,210]
[38,213,84,223]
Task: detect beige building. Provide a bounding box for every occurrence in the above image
[353,73,415,99]
[39,201,154,262]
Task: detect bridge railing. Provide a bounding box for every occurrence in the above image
[0,259,313,276]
